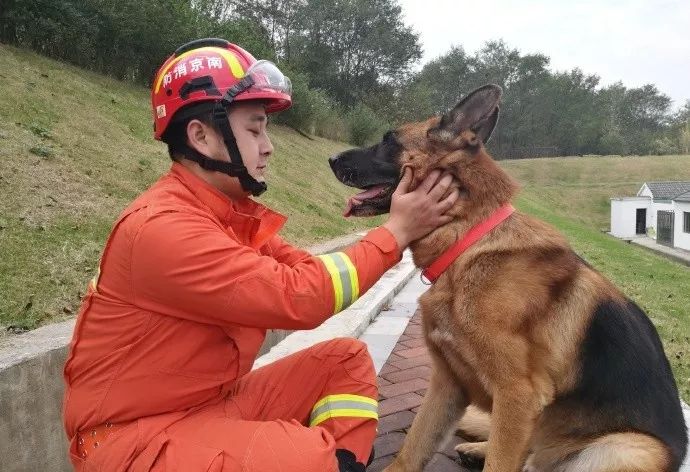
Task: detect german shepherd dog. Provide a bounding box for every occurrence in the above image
[329,85,688,472]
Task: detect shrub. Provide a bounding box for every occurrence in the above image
[650,136,679,155]
[346,104,389,146]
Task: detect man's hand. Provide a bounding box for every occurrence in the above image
[383,168,459,250]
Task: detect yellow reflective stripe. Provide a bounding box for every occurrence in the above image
[154,47,246,93]
[317,252,359,313]
[310,408,378,427]
[312,394,378,411]
[340,253,359,301]
[318,254,344,312]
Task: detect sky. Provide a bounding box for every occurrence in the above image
[397,0,690,109]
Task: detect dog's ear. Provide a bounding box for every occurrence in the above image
[428,84,502,146]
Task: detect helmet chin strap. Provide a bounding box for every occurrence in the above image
[181,102,267,197]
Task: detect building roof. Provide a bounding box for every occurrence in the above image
[676,190,690,202]
[641,181,690,200]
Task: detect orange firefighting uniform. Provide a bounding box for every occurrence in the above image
[63,162,402,471]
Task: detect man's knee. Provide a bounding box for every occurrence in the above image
[241,420,339,472]
[320,337,371,360]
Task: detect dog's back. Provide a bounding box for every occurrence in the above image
[531,267,688,470]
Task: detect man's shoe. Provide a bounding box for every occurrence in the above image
[336,448,367,472]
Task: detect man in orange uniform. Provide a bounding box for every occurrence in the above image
[63,38,457,471]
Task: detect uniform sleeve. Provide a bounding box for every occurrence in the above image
[265,234,313,267]
[130,212,402,330]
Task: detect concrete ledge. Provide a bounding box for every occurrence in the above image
[0,231,373,472]
[359,275,428,373]
[0,321,75,472]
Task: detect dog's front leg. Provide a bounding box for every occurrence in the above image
[384,361,465,472]
[483,381,541,472]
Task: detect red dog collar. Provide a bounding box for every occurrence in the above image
[421,204,515,284]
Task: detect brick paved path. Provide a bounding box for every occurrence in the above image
[369,311,475,472]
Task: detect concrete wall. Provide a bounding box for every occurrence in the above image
[610,198,650,238]
[0,232,364,472]
[0,321,75,472]
[674,201,690,251]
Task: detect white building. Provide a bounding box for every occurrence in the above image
[610,182,690,251]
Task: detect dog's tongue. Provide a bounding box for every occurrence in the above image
[343,185,386,217]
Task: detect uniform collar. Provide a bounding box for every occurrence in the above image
[170,162,287,249]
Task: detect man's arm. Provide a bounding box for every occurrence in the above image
[130,212,401,330]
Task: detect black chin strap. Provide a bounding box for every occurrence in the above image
[181,100,267,197]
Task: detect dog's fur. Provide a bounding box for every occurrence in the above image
[329,85,688,472]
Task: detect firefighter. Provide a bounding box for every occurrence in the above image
[63,38,457,471]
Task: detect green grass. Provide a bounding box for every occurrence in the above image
[1,43,688,401]
[501,156,690,401]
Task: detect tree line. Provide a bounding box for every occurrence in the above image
[2,0,689,157]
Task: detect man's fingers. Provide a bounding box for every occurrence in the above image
[428,173,454,201]
[438,215,454,225]
[395,167,413,195]
[440,188,460,209]
[418,170,441,194]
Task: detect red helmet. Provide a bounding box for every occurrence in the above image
[151,38,292,141]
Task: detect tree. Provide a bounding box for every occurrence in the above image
[288,0,422,108]
[672,100,690,155]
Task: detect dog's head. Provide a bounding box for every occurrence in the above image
[330,84,517,218]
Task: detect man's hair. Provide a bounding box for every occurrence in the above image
[161,103,218,161]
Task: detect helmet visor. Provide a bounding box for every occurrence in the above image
[246,60,292,97]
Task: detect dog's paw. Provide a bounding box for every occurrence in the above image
[454,441,486,470]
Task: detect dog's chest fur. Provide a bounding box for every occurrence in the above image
[417,272,497,403]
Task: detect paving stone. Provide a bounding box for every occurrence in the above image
[404,324,424,335]
[382,365,432,383]
[379,377,429,399]
[378,392,424,417]
[388,352,405,362]
[395,346,429,359]
[377,377,392,387]
[374,431,406,458]
[377,410,416,434]
[368,454,395,472]
[400,337,427,349]
[428,453,465,471]
[379,363,400,375]
[391,353,432,370]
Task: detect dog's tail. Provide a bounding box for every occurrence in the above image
[455,404,491,441]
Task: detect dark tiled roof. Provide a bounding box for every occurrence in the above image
[642,182,690,200]
[676,190,690,202]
